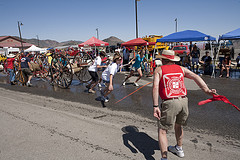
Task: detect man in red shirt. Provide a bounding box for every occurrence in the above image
[6,54,16,85]
[152,50,216,160]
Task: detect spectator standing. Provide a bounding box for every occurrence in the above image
[122,47,130,71]
[152,50,216,160]
[189,41,193,53]
[190,45,200,73]
[20,52,33,87]
[6,54,16,85]
[200,51,212,75]
[236,53,240,68]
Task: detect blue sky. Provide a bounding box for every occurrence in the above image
[0,0,240,42]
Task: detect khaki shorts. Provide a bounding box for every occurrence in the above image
[22,68,33,76]
[158,97,189,130]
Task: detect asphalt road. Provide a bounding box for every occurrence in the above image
[0,82,240,160]
[0,72,239,140]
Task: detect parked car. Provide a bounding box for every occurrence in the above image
[172,45,190,57]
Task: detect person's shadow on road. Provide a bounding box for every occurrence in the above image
[122,125,159,160]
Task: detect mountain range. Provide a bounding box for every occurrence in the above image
[11,36,240,50]
[21,36,125,48]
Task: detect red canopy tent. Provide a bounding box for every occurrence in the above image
[121,38,156,58]
[121,38,156,47]
[78,36,109,47]
[121,38,148,47]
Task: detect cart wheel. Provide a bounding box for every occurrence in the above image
[75,66,92,83]
[73,52,93,64]
[50,54,73,88]
[73,52,93,83]
[15,70,27,86]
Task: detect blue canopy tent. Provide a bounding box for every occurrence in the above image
[217,28,240,78]
[156,30,217,77]
[156,30,216,42]
[219,28,240,40]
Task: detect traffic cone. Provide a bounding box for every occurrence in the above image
[150,59,154,76]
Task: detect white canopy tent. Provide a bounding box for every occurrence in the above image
[24,45,44,52]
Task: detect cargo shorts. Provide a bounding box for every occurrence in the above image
[158,97,189,130]
[22,68,33,76]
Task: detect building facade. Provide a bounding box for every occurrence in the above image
[0,36,33,50]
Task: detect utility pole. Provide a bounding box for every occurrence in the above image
[96,28,99,39]
[135,0,140,38]
[175,18,178,32]
[36,35,40,47]
[18,21,23,51]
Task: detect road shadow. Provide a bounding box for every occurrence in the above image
[122,82,134,86]
[122,125,159,160]
[95,96,106,108]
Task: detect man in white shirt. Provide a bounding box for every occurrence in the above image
[86,52,107,93]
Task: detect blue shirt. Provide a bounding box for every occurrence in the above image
[21,57,30,68]
[132,54,145,68]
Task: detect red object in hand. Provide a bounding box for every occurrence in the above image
[198,94,240,112]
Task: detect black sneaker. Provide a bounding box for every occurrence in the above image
[86,85,91,89]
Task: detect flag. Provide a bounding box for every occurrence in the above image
[198,94,240,112]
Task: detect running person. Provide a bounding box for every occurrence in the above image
[20,52,33,87]
[101,54,122,102]
[86,52,107,93]
[122,49,147,87]
[98,51,110,88]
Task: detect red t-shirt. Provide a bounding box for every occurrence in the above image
[7,58,15,69]
[102,57,107,63]
[159,64,187,100]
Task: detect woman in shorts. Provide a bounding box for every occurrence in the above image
[122,49,147,86]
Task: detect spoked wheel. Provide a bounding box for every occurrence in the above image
[75,66,92,83]
[15,70,27,86]
[50,53,73,88]
[73,52,93,83]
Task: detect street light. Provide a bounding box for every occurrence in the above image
[17,21,23,51]
[135,0,140,38]
[96,28,99,39]
[175,18,178,32]
[36,35,40,47]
